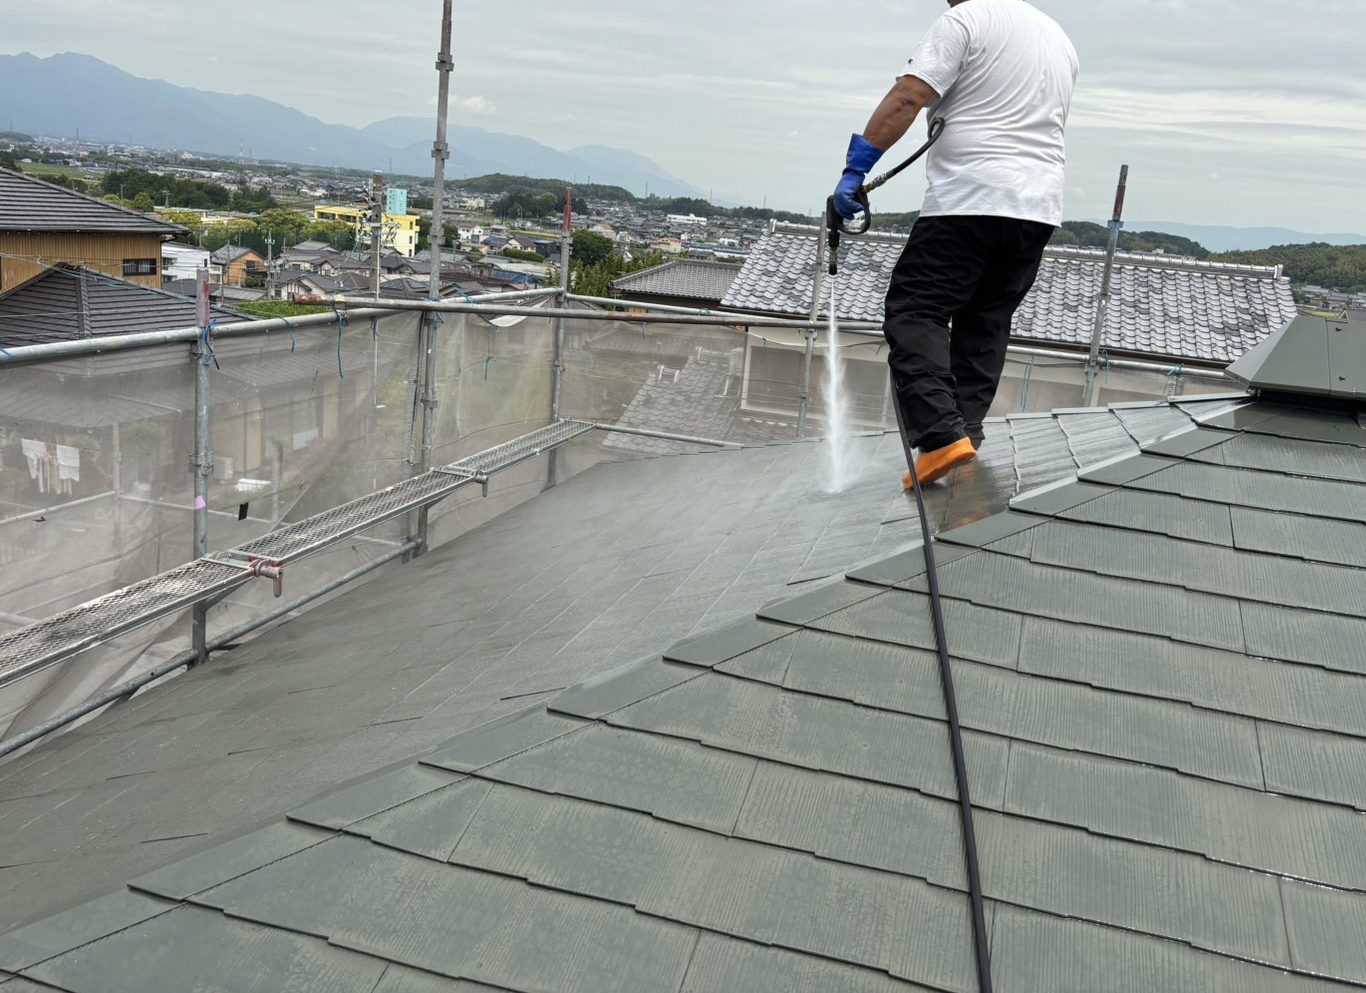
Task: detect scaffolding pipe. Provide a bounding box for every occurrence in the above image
[299,295,864,330]
[593,423,743,449]
[191,269,213,667]
[0,289,556,368]
[566,294,794,326]
[1085,165,1129,406]
[0,540,420,761]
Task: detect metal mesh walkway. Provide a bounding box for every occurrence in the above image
[0,420,597,689]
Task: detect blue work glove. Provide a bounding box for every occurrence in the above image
[833,134,884,220]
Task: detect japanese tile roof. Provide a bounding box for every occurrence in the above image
[722,225,1298,366]
[0,265,243,347]
[0,168,186,236]
[611,260,742,303]
[6,389,1366,991]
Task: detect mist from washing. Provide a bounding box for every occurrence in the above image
[822,277,863,494]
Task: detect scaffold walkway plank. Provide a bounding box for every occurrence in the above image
[0,420,598,689]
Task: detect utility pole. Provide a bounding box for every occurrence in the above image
[1083,165,1129,407]
[265,229,275,299]
[371,171,385,299]
[547,187,573,488]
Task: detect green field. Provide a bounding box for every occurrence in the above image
[19,162,85,179]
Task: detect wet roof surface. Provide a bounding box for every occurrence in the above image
[0,399,1220,936]
[11,394,1366,991]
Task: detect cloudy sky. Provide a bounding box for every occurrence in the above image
[5,0,1365,232]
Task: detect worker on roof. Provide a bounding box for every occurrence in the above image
[832,0,1078,489]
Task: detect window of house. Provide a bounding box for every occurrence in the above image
[123,259,158,277]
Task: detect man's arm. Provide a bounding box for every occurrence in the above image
[863,75,941,151]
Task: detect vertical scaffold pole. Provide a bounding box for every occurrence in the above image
[798,215,829,439]
[191,268,214,665]
[547,188,573,487]
[1084,164,1129,407]
[413,0,453,555]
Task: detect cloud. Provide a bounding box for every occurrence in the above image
[0,0,1363,231]
[454,95,494,115]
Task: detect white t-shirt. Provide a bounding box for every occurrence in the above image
[899,0,1078,226]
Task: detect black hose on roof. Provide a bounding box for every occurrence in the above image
[905,449,994,993]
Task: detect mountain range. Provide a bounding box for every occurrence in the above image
[1125,221,1366,253]
[0,52,703,197]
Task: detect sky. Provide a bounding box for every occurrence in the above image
[4,0,1366,232]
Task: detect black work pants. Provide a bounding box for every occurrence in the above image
[883,215,1053,451]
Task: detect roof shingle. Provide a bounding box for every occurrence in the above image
[0,167,185,236]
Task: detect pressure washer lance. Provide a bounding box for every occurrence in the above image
[825,116,946,276]
[823,115,996,993]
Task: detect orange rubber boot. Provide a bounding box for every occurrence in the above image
[903,437,977,490]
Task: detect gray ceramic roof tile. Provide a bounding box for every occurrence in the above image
[0,264,243,347]
[0,167,185,235]
[723,228,1297,363]
[610,259,741,302]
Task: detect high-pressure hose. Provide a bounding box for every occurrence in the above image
[823,116,995,993]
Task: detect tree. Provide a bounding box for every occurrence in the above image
[132,192,156,212]
[571,231,614,267]
[571,248,667,298]
[256,208,309,243]
[163,210,206,242]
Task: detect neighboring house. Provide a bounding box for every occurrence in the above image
[455,225,484,243]
[610,259,741,310]
[160,242,210,283]
[279,269,371,299]
[720,224,1297,425]
[209,245,266,287]
[314,205,419,258]
[0,166,186,292]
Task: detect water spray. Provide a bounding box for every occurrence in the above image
[822,116,997,993]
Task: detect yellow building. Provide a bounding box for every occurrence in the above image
[313,205,419,258]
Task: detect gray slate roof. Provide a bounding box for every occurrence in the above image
[611,259,741,303]
[6,392,1366,989]
[17,382,1366,992]
[723,225,1298,365]
[0,265,243,347]
[0,167,185,236]
[0,398,1226,939]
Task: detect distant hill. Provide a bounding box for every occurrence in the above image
[1212,244,1366,294]
[1126,220,1366,253]
[0,52,704,196]
[1052,221,1210,258]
